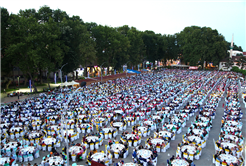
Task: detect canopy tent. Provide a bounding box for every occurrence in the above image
[60,81,70,87]
[70,80,80,88]
[60,81,79,87]
[127,69,141,74]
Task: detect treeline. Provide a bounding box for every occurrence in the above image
[1,6,242,91]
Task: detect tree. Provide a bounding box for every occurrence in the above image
[142,31,159,64]
[1,8,12,77]
[117,25,145,69]
[179,26,227,67]
[227,42,243,52]
[59,17,96,79]
[224,57,234,71]
[236,56,246,69]
[92,25,130,71]
[5,10,64,92]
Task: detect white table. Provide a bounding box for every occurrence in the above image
[113,122,123,128]
[69,146,83,154]
[125,134,137,140]
[158,131,172,137]
[171,159,189,166]
[219,154,238,164]
[181,145,196,154]
[187,136,202,143]
[192,129,203,135]
[138,127,147,133]
[20,146,35,154]
[29,132,40,139]
[137,149,152,159]
[150,138,164,145]
[43,138,56,145]
[111,143,125,152]
[86,136,98,142]
[102,127,115,133]
[221,142,237,149]
[114,110,124,114]
[91,152,107,162]
[46,156,63,165]
[4,142,18,149]
[144,120,154,126]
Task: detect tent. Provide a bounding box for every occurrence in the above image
[127,69,141,74]
[60,81,70,87]
[70,80,80,88]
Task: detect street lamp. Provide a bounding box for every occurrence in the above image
[17,76,20,89]
[60,63,68,84]
[125,61,130,78]
[100,62,106,83]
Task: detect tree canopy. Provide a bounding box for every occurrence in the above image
[1,6,243,91]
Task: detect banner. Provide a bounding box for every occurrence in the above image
[54,73,56,84]
[88,72,89,78]
[66,75,67,82]
[29,80,32,92]
[189,66,198,70]
[105,68,107,75]
[114,69,116,75]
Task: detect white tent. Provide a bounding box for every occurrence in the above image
[60,81,70,87]
[70,80,80,86]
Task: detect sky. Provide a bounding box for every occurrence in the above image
[1,0,246,51]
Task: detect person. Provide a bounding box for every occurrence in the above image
[4,89,6,94]
[132,149,137,160]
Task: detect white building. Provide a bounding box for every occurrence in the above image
[219,56,246,71]
[227,50,243,56]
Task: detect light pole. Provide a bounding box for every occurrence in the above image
[125,61,130,78]
[100,62,106,83]
[17,76,20,89]
[60,63,68,84]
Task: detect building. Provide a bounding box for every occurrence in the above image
[227,50,244,56]
[219,56,246,71]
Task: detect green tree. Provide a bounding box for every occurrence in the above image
[1,8,11,75]
[179,26,227,67]
[117,25,145,69]
[142,31,159,64]
[92,25,130,71]
[236,56,246,69]
[227,42,243,52]
[5,10,64,92]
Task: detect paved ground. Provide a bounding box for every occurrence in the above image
[2,74,246,166]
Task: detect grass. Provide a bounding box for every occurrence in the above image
[34,83,47,86]
[1,88,19,93]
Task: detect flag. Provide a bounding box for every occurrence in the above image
[29,80,32,92]
[54,73,56,84]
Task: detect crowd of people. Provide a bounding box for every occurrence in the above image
[0,70,245,166]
